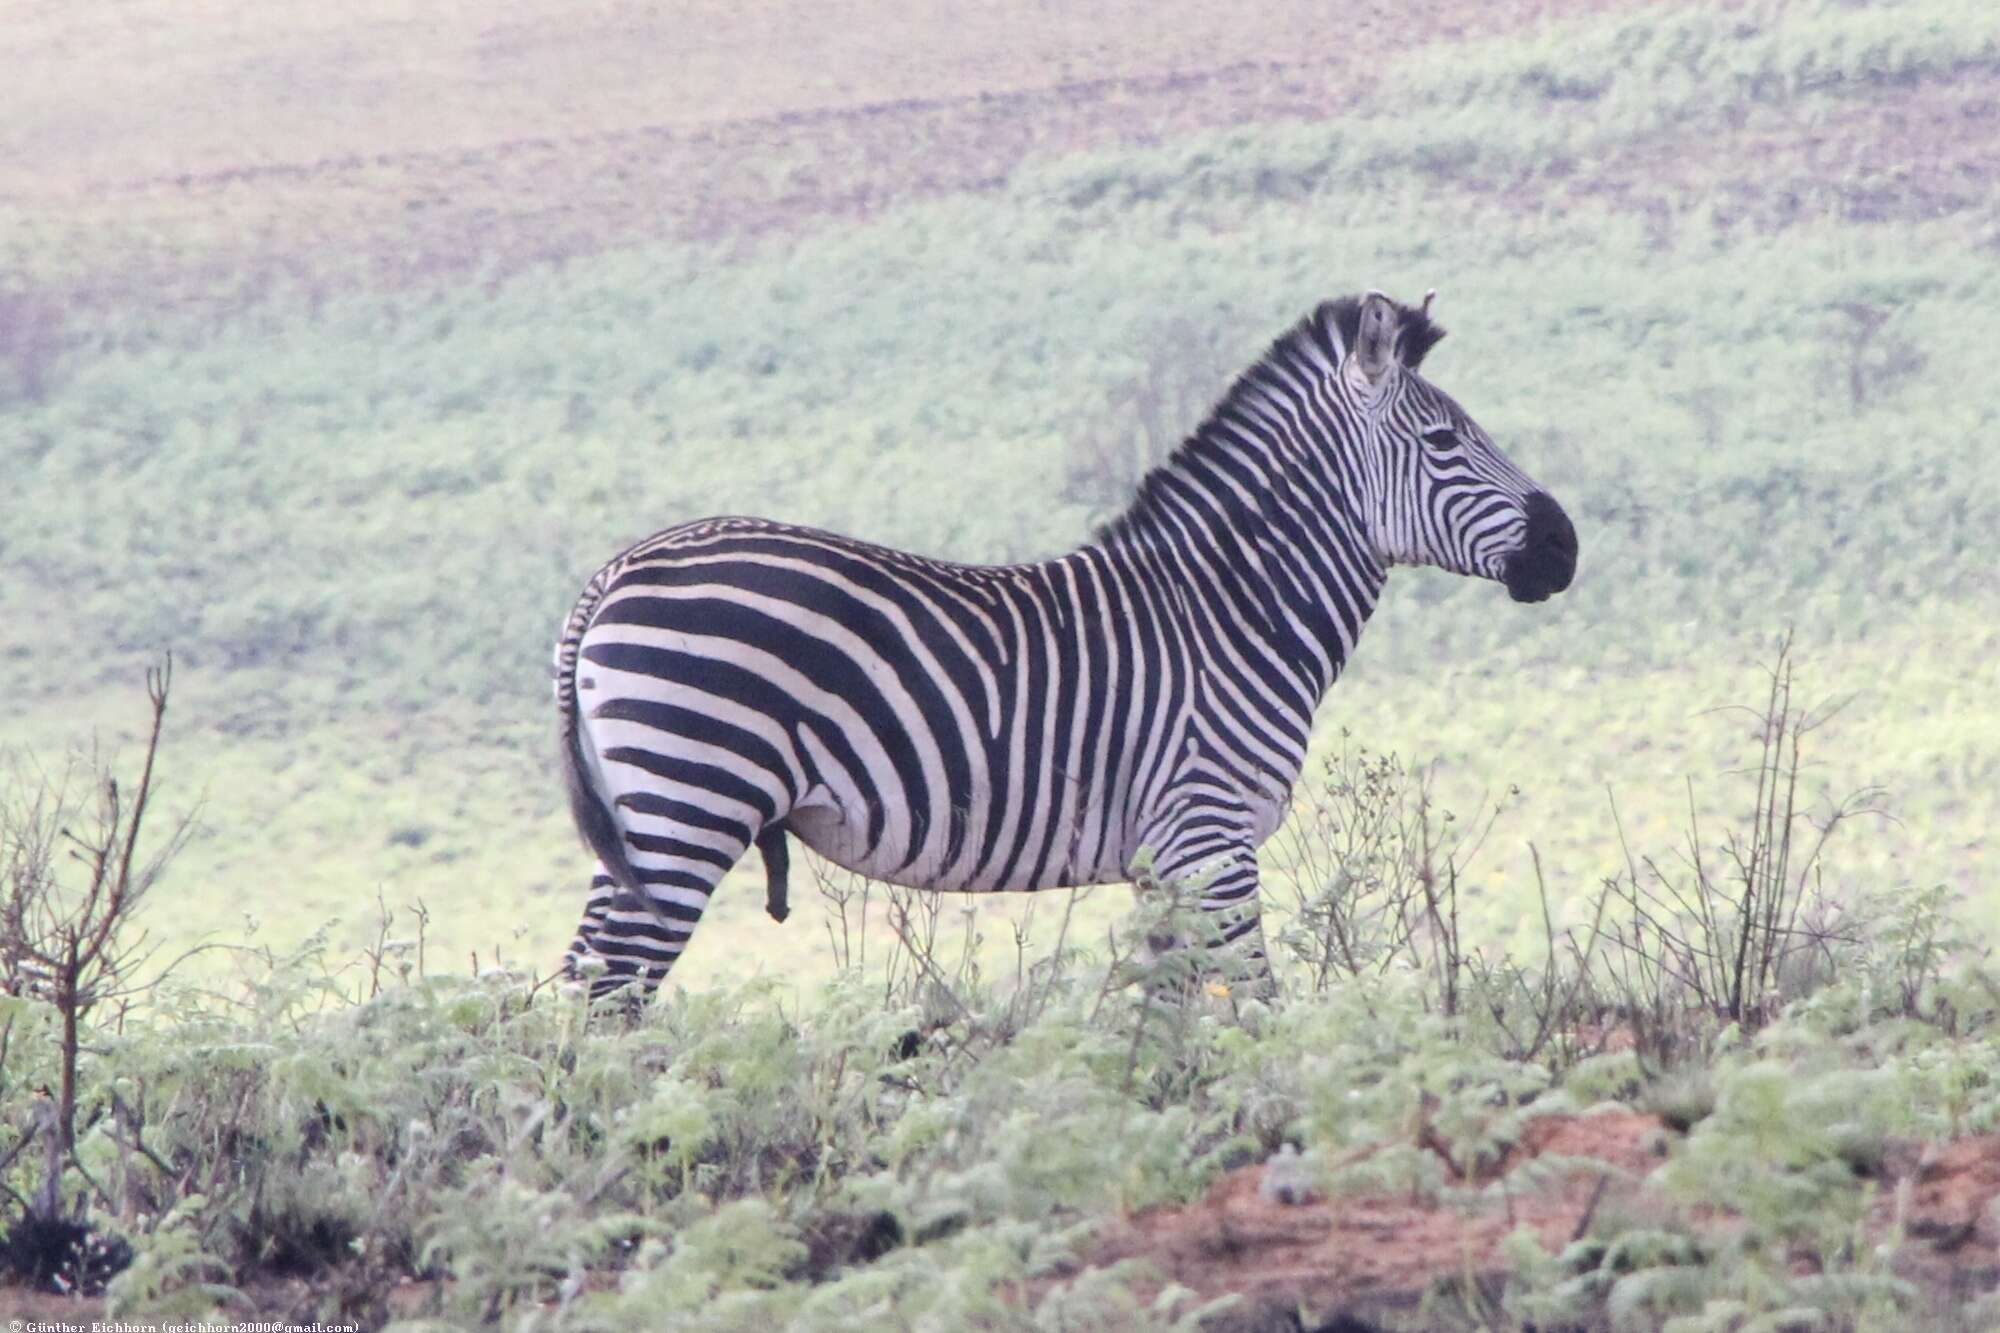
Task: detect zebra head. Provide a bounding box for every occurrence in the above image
[1327,291,1577,604]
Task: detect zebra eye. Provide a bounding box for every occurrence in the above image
[1421,428,1458,450]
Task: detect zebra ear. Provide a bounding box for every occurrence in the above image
[1352,290,1400,384]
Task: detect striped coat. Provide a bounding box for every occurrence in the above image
[556,291,1577,993]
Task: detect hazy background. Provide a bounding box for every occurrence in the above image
[2,0,1994,989]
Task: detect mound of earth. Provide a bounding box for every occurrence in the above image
[1075,1117,2000,1331]
[1080,1110,1665,1329]
[1874,1134,2000,1301]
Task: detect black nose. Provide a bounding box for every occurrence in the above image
[1503,491,1577,604]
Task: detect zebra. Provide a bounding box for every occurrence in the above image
[553,290,1577,997]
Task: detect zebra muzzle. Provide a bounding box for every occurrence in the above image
[1502,491,1578,604]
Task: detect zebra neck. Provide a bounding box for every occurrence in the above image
[1091,313,1396,714]
[1096,471,1387,713]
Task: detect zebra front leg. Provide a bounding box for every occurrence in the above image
[1132,796,1275,999]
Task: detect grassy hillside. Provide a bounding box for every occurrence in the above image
[6,0,2000,1325]
[4,0,1997,984]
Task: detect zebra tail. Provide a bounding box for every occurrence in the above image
[556,565,649,904]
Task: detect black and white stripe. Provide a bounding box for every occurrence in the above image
[554,291,1577,995]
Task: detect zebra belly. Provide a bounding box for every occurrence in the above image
[785,796,1133,893]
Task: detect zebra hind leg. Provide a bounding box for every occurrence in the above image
[564,811,756,1004]
[559,862,622,990]
[560,867,609,975]
[558,866,657,1021]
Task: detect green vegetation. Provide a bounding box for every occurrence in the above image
[2,0,1997,1321]
[5,647,1998,1328]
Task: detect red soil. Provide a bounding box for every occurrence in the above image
[1077,1117,2000,1328]
[1084,1110,1668,1325]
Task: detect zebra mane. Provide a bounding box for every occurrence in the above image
[1094,295,1447,544]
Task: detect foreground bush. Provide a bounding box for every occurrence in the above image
[0,873,1990,1330]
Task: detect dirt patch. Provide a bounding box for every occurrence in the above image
[1082,1110,1668,1326]
[1876,1134,2000,1303]
[1078,1122,2000,1328]
[4,0,1628,194]
[7,0,1631,321]
[1495,1108,1665,1180]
